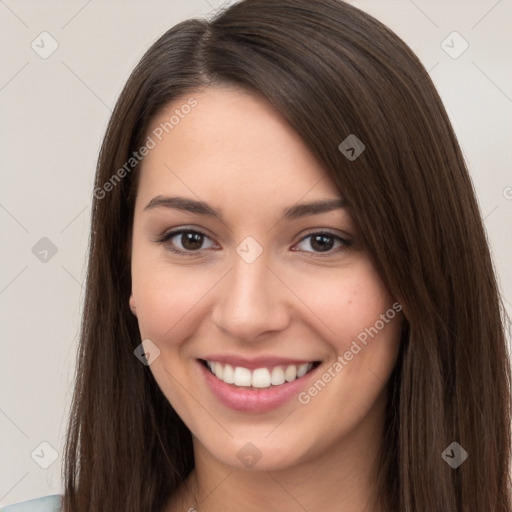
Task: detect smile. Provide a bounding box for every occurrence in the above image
[198,357,322,413]
[203,359,318,388]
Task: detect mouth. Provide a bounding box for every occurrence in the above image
[198,358,322,389]
[196,353,324,412]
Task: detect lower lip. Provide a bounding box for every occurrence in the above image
[198,361,320,413]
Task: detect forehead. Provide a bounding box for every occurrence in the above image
[136,86,341,212]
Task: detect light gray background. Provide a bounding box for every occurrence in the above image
[1,0,511,505]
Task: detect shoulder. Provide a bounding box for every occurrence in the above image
[0,495,62,512]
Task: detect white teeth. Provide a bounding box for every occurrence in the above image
[297,363,309,378]
[223,364,235,384]
[252,368,271,388]
[270,366,285,385]
[213,362,224,380]
[284,365,297,382]
[205,360,315,388]
[233,367,252,387]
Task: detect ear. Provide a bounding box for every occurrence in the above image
[129,294,137,317]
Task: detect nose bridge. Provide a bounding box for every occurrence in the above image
[211,249,289,340]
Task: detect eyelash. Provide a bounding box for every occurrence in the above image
[155,228,353,258]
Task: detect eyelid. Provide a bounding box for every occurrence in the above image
[296,227,352,242]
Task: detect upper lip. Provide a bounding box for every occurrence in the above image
[199,354,320,370]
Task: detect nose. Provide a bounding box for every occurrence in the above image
[210,253,291,343]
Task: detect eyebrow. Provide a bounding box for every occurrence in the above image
[143,195,346,220]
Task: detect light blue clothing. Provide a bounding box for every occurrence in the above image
[0,495,62,512]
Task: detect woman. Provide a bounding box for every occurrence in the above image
[3,0,510,511]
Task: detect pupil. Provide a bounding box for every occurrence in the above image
[182,232,203,250]
[311,234,333,252]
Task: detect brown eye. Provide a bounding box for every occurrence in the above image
[179,232,204,251]
[310,234,335,252]
[157,229,216,255]
[293,232,352,255]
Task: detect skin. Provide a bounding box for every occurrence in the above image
[129,86,403,512]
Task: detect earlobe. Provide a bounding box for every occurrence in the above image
[129,294,137,316]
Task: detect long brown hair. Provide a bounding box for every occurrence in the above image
[62,1,512,510]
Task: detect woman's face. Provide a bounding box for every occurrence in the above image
[129,86,402,471]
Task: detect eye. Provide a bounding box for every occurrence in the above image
[155,228,352,257]
[156,228,217,255]
[292,232,352,255]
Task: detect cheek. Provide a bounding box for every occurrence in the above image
[130,258,213,413]
[290,259,402,410]
[290,258,398,346]
[131,255,221,346]
[341,275,400,373]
